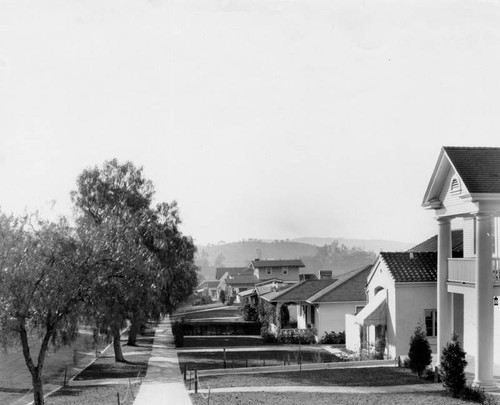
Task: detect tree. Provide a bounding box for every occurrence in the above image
[214,253,225,268]
[440,333,467,397]
[407,324,432,379]
[219,289,226,304]
[72,159,197,359]
[0,213,95,405]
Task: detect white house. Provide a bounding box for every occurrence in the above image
[422,146,500,387]
[346,252,438,358]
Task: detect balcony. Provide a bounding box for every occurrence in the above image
[447,258,500,284]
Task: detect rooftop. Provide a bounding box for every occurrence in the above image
[409,229,463,256]
[380,251,437,283]
[251,259,305,268]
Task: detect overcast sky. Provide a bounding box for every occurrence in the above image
[1,0,500,246]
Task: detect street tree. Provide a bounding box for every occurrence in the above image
[72,159,198,359]
[0,212,95,405]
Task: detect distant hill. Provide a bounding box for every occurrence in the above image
[292,237,414,253]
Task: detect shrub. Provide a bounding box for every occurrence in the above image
[171,320,184,348]
[440,332,467,397]
[240,304,258,322]
[374,336,386,360]
[219,289,226,304]
[261,331,278,344]
[319,331,345,345]
[408,324,432,379]
[461,385,485,403]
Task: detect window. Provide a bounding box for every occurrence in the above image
[282,267,288,275]
[266,268,272,276]
[355,305,365,315]
[425,309,437,337]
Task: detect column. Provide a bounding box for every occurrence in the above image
[474,213,494,387]
[437,217,452,361]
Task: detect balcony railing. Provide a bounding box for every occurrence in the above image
[448,258,500,284]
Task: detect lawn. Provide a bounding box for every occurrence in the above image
[178,348,340,371]
[0,325,114,405]
[190,391,478,405]
[173,307,242,321]
[46,384,139,405]
[194,367,433,388]
[183,336,264,348]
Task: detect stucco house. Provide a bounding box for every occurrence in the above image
[197,280,220,300]
[271,265,371,339]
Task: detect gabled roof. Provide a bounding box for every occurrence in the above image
[251,259,305,268]
[423,146,500,207]
[444,147,500,194]
[225,273,259,285]
[198,280,220,288]
[215,267,248,280]
[408,229,463,256]
[270,279,337,303]
[379,252,437,283]
[309,265,372,303]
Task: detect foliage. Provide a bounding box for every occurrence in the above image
[319,331,345,345]
[219,289,226,304]
[71,159,198,360]
[279,328,316,344]
[240,304,258,322]
[374,336,386,360]
[171,320,184,348]
[261,331,278,344]
[407,324,432,379]
[191,295,213,306]
[257,300,276,334]
[0,213,96,405]
[440,332,467,398]
[460,385,486,403]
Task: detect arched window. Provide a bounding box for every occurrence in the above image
[374,286,384,295]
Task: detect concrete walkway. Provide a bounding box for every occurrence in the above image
[133,317,192,405]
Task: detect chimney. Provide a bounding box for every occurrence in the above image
[409,252,414,259]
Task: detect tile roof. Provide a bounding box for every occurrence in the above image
[215,267,248,280]
[251,259,305,268]
[444,147,500,194]
[199,280,220,288]
[310,265,372,303]
[380,252,437,283]
[271,279,337,303]
[408,229,463,255]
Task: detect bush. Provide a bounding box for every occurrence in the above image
[319,331,345,345]
[219,289,226,304]
[374,336,386,360]
[279,328,316,344]
[240,304,258,322]
[407,324,432,379]
[440,332,467,398]
[171,320,184,348]
[461,385,485,403]
[261,331,278,344]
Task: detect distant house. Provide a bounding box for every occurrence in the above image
[249,259,304,282]
[196,280,220,300]
[218,271,258,303]
[215,267,247,280]
[270,265,371,339]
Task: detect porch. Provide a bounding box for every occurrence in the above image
[447,258,500,290]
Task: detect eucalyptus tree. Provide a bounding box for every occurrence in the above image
[72,159,198,359]
[0,212,96,405]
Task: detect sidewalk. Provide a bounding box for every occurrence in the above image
[133,316,192,405]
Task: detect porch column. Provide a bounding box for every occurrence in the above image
[437,217,452,361]
[276,303,283,334]
[474,213,494,387]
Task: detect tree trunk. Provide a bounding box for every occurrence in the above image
[31,371,45,405]
[127,318,140,346]
[111,323,126,362]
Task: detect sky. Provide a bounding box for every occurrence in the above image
[1,0,500,246]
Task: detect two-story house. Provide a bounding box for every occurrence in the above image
[249,259,304,282]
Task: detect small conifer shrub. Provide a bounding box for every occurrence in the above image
[407,324,432,379]
[440,332,467,397]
